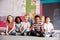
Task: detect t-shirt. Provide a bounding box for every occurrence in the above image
[15,22,22,29]
[34,23,42,31]
[44,22,54,32]
[21,22,31,31]
[7,22,15,31]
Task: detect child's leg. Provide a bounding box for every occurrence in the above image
[9,30,16,35]
[51,32,56,37]
[30,30,36,36]
[16,29,20,33]
[44,32,50,37]
[44,32,49,35]
[38,31,44,37]
[24,30,30,36]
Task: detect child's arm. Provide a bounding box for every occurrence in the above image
[20,26,24,33]
[6,25,9,35]
[20,23,24,33]
[41,25,44,32]
[50,23,54,33]
[30,25,34,30]
[44,23,48,32]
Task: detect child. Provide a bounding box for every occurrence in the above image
[44,16,56,37]
[6,15,16,35]
[15,16,22,33]
[40,16,45,24]
[40,16,45,33]
[30,15,44,37]
[20,14,31,36]
[28,13,34,26]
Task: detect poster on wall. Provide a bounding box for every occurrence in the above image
[26,0,40,19]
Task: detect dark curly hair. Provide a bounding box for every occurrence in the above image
[15,16,22,23]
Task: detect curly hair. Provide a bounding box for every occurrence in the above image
[15,16,22,23]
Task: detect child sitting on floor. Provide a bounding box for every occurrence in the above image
[15,16,22,33]
[44,16,56,37]
[20,14,31,36]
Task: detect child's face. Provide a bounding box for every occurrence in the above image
[35,17,40,23]
[41,16,45,22]
[16,18,20,23]
[46,17,51,23]
[25,16,29,22]
[8,16,13,22]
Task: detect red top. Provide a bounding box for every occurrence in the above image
[8,23,13,30]
[7,22,16,31]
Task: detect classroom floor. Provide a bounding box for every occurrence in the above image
[0,35,60,40]
[0,30,60,40]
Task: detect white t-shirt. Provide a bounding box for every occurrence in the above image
[44,22,54,32]
[21,22,31,31]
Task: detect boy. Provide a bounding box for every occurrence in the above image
[30,15,44,37]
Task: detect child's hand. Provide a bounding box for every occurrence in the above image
[6,33,9,35]
[21,30,24,33]
[50,29,54,32]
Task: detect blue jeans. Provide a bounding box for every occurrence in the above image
[16,29,20,33]
[44,32,56,37]
[9,30,16,35]
[20,29,30,36]
[24,29,30,33]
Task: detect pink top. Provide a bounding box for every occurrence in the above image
[8,23,13,30]
[7,22,16,31]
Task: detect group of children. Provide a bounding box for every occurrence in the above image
[5,14,56,37]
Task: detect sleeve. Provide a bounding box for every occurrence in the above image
[50,23,54,29]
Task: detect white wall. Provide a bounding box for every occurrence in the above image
[0,0,26,16]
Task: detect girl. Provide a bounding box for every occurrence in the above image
[40,16,45,34]
[44,16,56,37]
[15,16,22,33]
[6,15,16,35]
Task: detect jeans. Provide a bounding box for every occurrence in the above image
[20,29,30,36]
[16,29,20,33]
[44,32,56,37]
[9,30,16,35]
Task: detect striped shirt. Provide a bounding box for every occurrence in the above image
[34,23,42,31]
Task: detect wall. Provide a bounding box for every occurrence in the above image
[0,0,26,16]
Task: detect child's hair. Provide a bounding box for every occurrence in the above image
[24,14,29,20]
[45,16,51,20]
[34,15,40,19]
[6,15,14,23]
[15,16,22,23]
[45,16,51,22]
[24,14,29,17]
[40,16,45,19]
